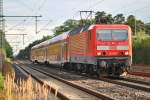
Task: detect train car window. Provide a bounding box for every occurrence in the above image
[97,29,128,41]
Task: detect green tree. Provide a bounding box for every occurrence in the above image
[136,19,144,32]
[126,15,144,35]
[145,23,150,35]
[95,11,114,24]
[125,15,136,34]
[5,41,13,58]
[53,19,79,36]
[113,14,125,24]
[106,14,114,24]
[0,31,13,58]
[95,11,107,24]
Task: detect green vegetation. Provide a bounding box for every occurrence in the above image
[0,31,13,58]
[0,73,4,90]
[133,33,150,64]
[17,11,150,65]
[0,31,13,99]
[0,73,4,100]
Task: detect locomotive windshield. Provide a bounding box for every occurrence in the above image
[97,29,128,41]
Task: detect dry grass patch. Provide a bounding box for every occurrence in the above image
[4,73,57,100]
[1,60,58,100]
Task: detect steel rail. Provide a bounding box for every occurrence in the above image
[121,77,150,86]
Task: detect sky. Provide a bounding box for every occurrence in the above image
[4,0,150,55]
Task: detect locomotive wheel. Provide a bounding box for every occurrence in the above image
[76,63,82,73]
[96,69,101,78]
[67,63,73,71]
[72,63,77,71]
[81,64,87,73]
[45,61,49,65]
[88,65,94,75]
[126,66,131,72]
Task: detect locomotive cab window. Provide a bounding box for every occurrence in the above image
[97,29,128,41]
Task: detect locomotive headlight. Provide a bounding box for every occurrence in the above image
[97,52,101,56]
[125,51,129,55]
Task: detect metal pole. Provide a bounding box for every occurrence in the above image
[23,34,25,45]
[79,10,94,25]
[0,0,4,71]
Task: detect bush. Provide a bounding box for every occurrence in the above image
[133,36,150,65]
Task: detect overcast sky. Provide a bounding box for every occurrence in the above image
[4,0,150,55]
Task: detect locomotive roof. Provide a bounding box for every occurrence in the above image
[69,25,90,35]
[32,31,69,49]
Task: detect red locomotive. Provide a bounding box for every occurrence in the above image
[31,24,132,76]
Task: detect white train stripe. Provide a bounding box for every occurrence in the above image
[97,46,128,50]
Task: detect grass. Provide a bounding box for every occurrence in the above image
[0,73,4,90]
[0,73,4,100]
[4,74,56,100]
[133,34,150,65]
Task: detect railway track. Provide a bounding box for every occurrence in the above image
[15,61,114,100]
[121,77,150,86]
[24,61,150,92]
[128,72,150,77]
[99,77,150,92]
[19,60,150,100]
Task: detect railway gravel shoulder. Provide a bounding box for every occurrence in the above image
[99,77,150,92]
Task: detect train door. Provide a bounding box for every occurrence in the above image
[60,43,65,63]
[60,42,67,64]
[45,47,47,62]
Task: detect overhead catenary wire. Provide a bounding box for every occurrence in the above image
[37,20,53,33]
[16,0,34,12]
[72,0,105,20]
[124,4,150,15]
[112,0,138,13]
[6,19,27,31]
[36,0,105,31]
[86,0,105,11]
[37,0,47,11]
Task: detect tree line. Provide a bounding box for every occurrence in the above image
[0,31,13,58]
